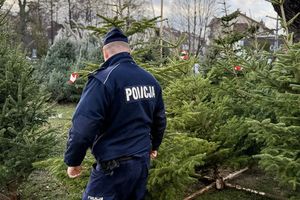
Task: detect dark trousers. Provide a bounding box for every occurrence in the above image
[82,153,150,200]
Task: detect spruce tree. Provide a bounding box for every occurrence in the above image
[0,30,56,194]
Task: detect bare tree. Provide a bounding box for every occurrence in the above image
[193,0,197,52]
[170,0,217,56]
[18,0,28,44]
[195,0,216,56]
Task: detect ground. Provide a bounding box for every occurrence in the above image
[18,104,300,200]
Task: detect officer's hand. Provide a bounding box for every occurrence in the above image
[67,166,82,178]
[150,150,158,159]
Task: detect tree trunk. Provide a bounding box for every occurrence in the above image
[68,0,72,29]
[184,167,249,200]
[225,183,288,200]
[50,0,54,44]
[187,3,191,53]
[85,0,92,23]
[192,0,196,54]
[18,0,27,44]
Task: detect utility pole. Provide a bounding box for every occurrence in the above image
[274,14,279,51]
[50,0,54,44]
[160,0,163,58]
[266,14,280,52]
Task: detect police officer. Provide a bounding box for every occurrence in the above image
[64,27,166,200]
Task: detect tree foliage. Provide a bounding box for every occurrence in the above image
[31,5,300,200]
[247,42,300,190]
[0,31,55,192]
[147,134,217,200]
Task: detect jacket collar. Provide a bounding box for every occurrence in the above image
[101,52,134,69]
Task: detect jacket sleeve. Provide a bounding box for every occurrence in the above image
[151,86,166,151]
[64,78,110,166]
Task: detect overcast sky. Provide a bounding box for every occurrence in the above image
[4,0,278,30]
[152,0,278,30]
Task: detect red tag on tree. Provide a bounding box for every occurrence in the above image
[68,72,79,84]
[180,51,189,60]
[234,65,242,71]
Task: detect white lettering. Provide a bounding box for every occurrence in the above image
[139,86,144,98]
[132,87,138,100]
[88,196,103,200]
[152,86,155,98]
[149,86,153,98]
[125,86,156,102]
[136,86,141,99]
[125,88,132,101]
[144,86,149,98]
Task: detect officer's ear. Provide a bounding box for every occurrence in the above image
[103,49,109,61]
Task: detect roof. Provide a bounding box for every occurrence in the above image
[208,10,272,32]
[238,12,271,32]
[163,26,205,41]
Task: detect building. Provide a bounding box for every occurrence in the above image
[162,26,205,55]
[207,10,281,51]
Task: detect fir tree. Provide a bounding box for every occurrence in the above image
[147,134,217,200]
[248,42,300,190]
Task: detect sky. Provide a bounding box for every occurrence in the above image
[151,0,278,30]
[4,0,278,30]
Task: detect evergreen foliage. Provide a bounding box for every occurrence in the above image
[33,154,95,200]
[38,39,78,102]
[164,76,225,138]
[247,42,300,190]
[37,37,101,102]
[30,5,300,200]
[147,134,217,200]
[0,31,56,191]
[87,14,159,37]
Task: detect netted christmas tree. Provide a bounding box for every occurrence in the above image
[37,38,81,102]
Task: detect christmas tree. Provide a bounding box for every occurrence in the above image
[248,42,300,190]
[0,29,56,196]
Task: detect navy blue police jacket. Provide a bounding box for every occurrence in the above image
[64,52,166,166]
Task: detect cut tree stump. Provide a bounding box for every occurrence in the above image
[184,167,290,200]
[184,167,249,200]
